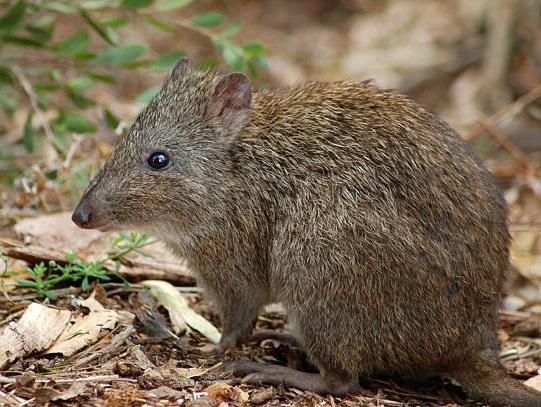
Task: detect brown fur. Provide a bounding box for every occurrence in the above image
[73,60,541,406]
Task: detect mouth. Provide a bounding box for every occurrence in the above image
[73,216,116,232]
[96,223,114,232]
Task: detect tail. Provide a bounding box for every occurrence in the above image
[451,358,541,407]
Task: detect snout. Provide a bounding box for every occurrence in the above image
[72,198,96,229]
[72,193,113,231]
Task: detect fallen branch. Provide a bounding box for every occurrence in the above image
[0,239,195,286]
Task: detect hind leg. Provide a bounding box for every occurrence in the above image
[224,360,360,395]
[445,349,541,407]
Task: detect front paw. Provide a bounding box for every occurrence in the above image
[215,331,249,354]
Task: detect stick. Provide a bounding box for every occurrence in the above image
[463,84,541,140]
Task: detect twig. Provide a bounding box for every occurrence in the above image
[63,135,83,169]
[480,121,540,194]
[0,390,28,407]
[11,66,58,160]
[140,12,216,41]
[480,121,534,169]
[73,325,134,368]
[37,374,136,383]
[463,84,541,140]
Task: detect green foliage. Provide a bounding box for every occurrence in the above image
[0,0,267,188]
[16,232,155,299]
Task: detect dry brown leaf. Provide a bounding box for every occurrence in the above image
[46,296,118,356]
[34,383,87,403]
[0,303,71,368]
[205,382,249,404]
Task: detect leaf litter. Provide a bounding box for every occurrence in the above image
[1,206,541,406]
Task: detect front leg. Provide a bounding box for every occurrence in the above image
[212,287,268,353]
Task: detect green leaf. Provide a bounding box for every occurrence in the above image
[86,70,116,83]
[27,15,55,44]
[255,55,269,69]
[105,27,118,45]
[0,88,16,112]
[122,0,153,9]
[66,76,95,90]
[100,15,129,27]
[151,50,186,70]
[242,42,265,56]
[73,51,97,60]
[0,0,26,33]
[66,89,94,109]
[61,112,97,133]
[45,2,76,13]
[196,58,218,70]
[36,91,49,109]
[192,11,224,27]
[80,9,116,45]
[136,85,160,104]
[0,67,14,84]
[35,82,60,92]
[222,45,240,66]
[221,21,241,38]
[16,279,37,288]
[80,0,111,10]
[51,124,69,152]
[247,60,258,79]
[141,14,176,32]
[3,35,41,47]
[26,25,53,44]
[81,275,89,291]
[54,30,89,56]
[22,112,34,152]
[103,108,119,130]
[29,15,55,27]
[49,69,62,82]
[94,44,146,65]
[157,0,192,11]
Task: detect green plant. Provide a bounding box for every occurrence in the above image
[0,0,267,188]
[16,231,156,299]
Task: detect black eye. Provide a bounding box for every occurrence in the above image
[147,152,170,170]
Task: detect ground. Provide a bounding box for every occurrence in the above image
[1,214,541,406]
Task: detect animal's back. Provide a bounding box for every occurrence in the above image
[233,81,509,376]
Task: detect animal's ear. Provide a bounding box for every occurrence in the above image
[171,57,189,78]
[206,72,252,134]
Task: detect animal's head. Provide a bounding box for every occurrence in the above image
[72,58,252,238]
